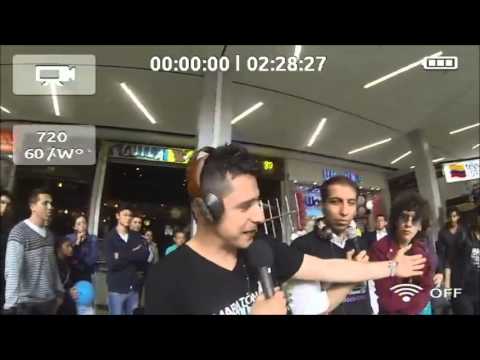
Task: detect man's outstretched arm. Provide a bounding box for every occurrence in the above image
[293,245,426,283]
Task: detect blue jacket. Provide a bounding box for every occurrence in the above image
[104,229,149,294]
[66,232,98,279]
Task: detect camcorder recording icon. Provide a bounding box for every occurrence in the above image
[35,65,76,87]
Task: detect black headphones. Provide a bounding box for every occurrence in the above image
[186,146,225,223]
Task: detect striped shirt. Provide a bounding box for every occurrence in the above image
[3,220,64,310]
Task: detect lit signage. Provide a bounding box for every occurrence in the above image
[323,168,363,184]
[110,143,194,164]
[263,160,274,171]
[443,159,480,183]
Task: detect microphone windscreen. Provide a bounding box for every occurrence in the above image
[245,235,274,269]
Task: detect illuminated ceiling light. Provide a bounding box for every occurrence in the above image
[390,150,412,164]
[449,123,480,135]
[231,102,264,125]
[473,144,480,150]
[432,157,446,163]
[307,118,327,147]
[0,106,11,113]
[410,165,416,169]
[57,182,63,188]
[294,45,302,58]
[363,51,443,89]
[348,138,392,155]
[120,82,157,124]
[50,83,60,116]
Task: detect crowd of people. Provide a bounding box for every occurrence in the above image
[0,143,478,315]
[0,188,187,315]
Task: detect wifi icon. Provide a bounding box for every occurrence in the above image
[390,284,424,303]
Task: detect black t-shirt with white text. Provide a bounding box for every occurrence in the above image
[144,238,304,315]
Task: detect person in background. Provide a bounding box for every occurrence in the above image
[130,215,143,233]
[65,215,98,315]
[369,192,434,315]
[364,213,389,314]
[55,237,79,315]
[449,213,480,314]
[437,207,466,294]
[66,215,98,282]
[365,214,389,248]
[129,214,149,306]
[165,229,187,255]
[104,204,149,315]
[144,230,159,265]
[3,188,64,314]
[1,189,14,310]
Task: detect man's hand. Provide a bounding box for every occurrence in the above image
[347,249,369,263]
[393,244,426,278]
[76,232,86,246]
[70,287,79,301]
[132,245,142,252]
[433,273,444,287]
[250,288,287,315]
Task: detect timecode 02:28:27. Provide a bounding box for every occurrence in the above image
[150,55,327,73]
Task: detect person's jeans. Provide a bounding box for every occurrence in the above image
[108,291,139,315]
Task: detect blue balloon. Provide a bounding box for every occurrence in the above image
[74,281,96,306]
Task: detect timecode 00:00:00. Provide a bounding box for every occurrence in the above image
[150,56,327,73]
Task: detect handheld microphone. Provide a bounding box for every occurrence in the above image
[346,220,362,255]
[246,235,275,299]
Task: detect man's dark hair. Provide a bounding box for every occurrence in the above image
[55,236,71,252]
[200,143,260,199]
[320,176,359,202]
[388,191,431,242]
[447,207,460,218]
[115,202,132,214]
[376,214,386,220]
[28,188,51,206]
[174,229,186,237]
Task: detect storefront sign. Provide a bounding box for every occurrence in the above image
[323,167,363,184]
[443,159,480,183]
[110,143,194,165]
[295,185,323,219]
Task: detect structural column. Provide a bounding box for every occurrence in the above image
[197,70,233,148]
[407,129,443,229]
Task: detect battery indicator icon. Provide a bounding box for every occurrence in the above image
[423,56,458,70]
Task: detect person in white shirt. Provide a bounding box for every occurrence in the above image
[364,213,389,314]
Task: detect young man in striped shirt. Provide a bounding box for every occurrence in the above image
[3,188,64,315]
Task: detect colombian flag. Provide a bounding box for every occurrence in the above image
[449,164,467,178]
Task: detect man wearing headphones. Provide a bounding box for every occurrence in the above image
[144,144,426,315]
